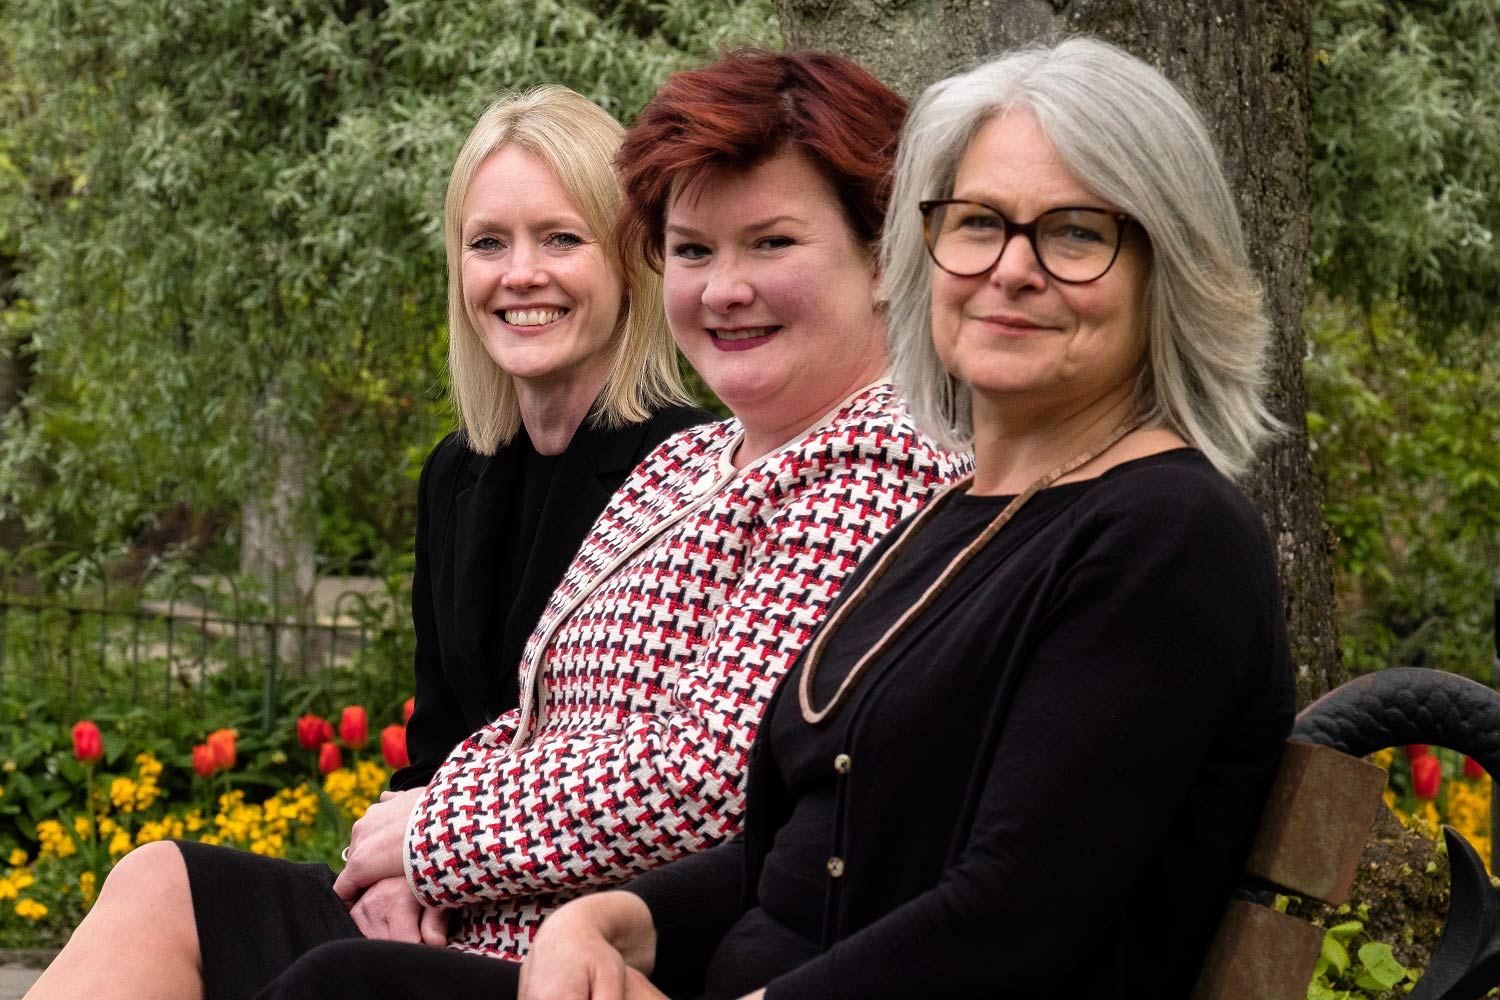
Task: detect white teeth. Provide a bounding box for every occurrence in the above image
[713,327,776,341]
[502,308,566,327]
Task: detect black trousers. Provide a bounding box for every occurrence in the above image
[175,840,521,1000]
[253,939,521,999]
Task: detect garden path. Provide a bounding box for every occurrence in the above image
[0,963,41,998]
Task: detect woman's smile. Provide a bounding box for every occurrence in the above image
[496,305,572,333]
[708,325,782,350]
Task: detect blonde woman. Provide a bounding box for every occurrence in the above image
[28,85,708,1000]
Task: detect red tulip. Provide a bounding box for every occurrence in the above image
[402,697,415,724]
[1412,753,1442,800]
[1404,744,1430,761]
[339,706,369,750]
[381,725,409,770]
[192,743,217,779]
[71,721,104,764]
[1465,756,1486,781]
[318,741,343,775]
[296,714,334,752]
[206,728,237,771]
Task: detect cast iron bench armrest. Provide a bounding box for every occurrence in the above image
[1193,668,1500,1000]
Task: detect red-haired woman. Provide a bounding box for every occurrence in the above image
[29,53,966,1000]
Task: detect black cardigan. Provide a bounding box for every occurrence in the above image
[625,450,1295,999]
[389,404,711,790]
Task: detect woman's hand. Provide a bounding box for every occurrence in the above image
[348,875,449,947]
[624,968,671,999]
[518,892,657,1000]
[333,786,424,903]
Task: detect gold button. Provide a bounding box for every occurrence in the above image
[833,753,851,775]
[826,857,845,878]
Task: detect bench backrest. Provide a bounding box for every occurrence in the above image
[1190,740,1388,999]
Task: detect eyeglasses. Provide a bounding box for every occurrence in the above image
[919,199,1133,284]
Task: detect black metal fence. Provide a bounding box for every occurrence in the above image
[0,544,411,729]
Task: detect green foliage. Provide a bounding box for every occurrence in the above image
[1308,918,1417,998]
[1304,300,1499,678]
[1312,0,1500,343]
[0,0,775,563]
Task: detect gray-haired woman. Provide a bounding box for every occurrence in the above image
[516,37,1296,1000]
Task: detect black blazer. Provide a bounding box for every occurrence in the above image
[390,404,712,790]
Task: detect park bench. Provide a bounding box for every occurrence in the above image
[1191,668,1500,1000]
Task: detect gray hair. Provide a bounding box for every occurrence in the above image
[883,37,1278,479]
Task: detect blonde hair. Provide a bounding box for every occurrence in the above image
[884,38,1279,479]
[445,86,688,454]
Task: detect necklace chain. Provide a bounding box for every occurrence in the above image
[798,421,1142,724]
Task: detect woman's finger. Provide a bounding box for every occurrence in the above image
[418,903,448,947]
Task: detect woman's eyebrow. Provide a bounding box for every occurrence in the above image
[463,215,589,233]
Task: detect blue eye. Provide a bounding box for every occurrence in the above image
[1057,225,1105,243]
[756,235,794,250]
[467,236,503,252]
[955,212,1002,231]
[547,232,585,249]
[670,242,710,261]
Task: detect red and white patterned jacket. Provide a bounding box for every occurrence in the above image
[404,381,968,958]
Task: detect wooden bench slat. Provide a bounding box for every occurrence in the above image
[1190,899,1325,1000]
[1244,740,1387,904]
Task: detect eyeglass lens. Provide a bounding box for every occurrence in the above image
[925,202,1122,282]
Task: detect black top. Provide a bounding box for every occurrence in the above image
[389,403,713,790]
[626,449,1296,999]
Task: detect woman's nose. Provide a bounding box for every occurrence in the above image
[501,245,549,290]
[701,262,755,313]
[987,231,1047,292]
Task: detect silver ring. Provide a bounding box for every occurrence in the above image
[341,845,351,863]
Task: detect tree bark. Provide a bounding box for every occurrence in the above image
[240,397,316,663]
[779,0,1342,705]
[0,248,31,551]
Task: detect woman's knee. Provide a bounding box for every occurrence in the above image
[95,840,189,908]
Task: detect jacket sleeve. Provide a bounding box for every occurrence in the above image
[390,439,464,791]
[761,493,1293,999]
[401,449,940,908]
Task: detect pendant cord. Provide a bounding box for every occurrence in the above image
[799,421,1142,724]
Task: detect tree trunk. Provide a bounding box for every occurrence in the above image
[240,399,316,664]
[779,0,1342,705]
[0,249,31,551]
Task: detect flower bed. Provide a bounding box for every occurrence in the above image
[0,699,413,947]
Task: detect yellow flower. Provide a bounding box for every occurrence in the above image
[134,781,159,812]
[109,776,139,814]
[0,880,15,900]
[80,871,97,906]
[7,849,25,867]
[107,828,133,857]
[74,815,93,838]
[10,870,35,891]
[98,816,118,836]
[0,784,5,800]
[14,899,47,920]
[36,820,77,859]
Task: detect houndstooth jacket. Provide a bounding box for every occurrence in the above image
[403,380,968,959]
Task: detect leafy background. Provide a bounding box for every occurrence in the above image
[0,0,1495,711]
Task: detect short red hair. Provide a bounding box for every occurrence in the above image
[617,49,908,270]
